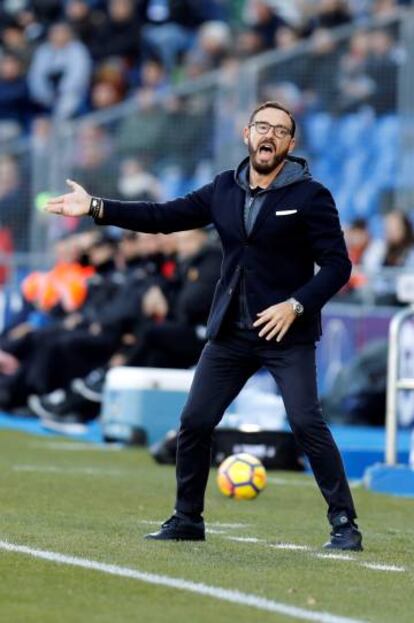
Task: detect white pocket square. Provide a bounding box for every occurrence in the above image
[275,209,297,216]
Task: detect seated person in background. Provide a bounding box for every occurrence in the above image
[361,209,414,305]
[28,229,221,425]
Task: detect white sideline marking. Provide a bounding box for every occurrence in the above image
[270,543,312,551]
[223,537,407,574]
[0,540,367,623]
[13,465,124,477]
[29,442,122,451]
[316,553,355,561]
[227,536,265,544]
[361,563,405,573]
[137,521,407,575]
[208,522,249,529]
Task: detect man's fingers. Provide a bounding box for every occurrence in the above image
[262,319,284,340]
[66,178,84,193]
[264,322,285,341]
[276,324,290,343]
[45,204,64,214]
[253,309,276,327]
[253,315,268,327]
[47,194,68,205]
[258,318,281,337]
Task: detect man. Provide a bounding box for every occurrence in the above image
[46,101,362,551]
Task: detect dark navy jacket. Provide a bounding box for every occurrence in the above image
[97,157,352,345]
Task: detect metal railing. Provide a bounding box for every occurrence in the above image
[385,304,414,464]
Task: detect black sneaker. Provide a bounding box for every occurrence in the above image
[71,369,105,403]
[324,514,363,551]
[28,390,99,422]
[144,514,205,541]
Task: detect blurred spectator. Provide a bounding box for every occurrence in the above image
[90,59,127,111]
[306,0,352,31]
[0,20,33,66]
[117,158,162,201]
[335,30,374,113]
[304,28,341,111]
[28,0,62,24]
[365,29,399,114]
[372,0,401,19]
[65,1,106,52]
[242,0,287,50]
[72,125,118,197]
[117,92,167,164]
[138,0,205,72]
[90,80,124,111]
[0,52,31,138]
[341,218,375,295]
[360,209,414,304]
[163,95,212,175]
[87,0,142,64]
[374,210,414,268]
[184,20,233,77]
[274,25,301,50]
[0,154,29,251]
[135,57,169,94]
[28,21,92,119]
[234,27,265,58]
[345,218,373,266]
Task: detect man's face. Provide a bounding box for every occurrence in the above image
[244,107,295,175]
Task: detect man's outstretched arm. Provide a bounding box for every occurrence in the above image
[45,179,214,234]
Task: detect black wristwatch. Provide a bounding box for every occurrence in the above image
[288,297,304,316]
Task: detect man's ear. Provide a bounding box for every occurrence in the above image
[288,137,296,153]
[243,126,249,145]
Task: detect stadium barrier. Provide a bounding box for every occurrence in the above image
[364,275,414,496]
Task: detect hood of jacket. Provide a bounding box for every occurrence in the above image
[235,154,312,192]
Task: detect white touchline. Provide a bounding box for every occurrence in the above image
[221,536,407,573]
[316,553,355,561]
[13,465,125,476]
[226,536,265,543]
[270,543,312,551]
[361,563,405,573]
[28,441,122,451]
[0,540,367,623]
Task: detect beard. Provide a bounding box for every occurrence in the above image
[248,138,289,174]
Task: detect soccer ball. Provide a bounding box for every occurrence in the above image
[216,453,267,500]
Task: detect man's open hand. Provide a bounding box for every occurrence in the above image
[45,179,91,217]
[253,301,297,342]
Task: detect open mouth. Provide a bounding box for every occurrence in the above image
[258,143,275,155]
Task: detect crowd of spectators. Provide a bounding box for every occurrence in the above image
[0,0,410,135]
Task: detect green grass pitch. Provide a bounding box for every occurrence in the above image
[1,429,414,623]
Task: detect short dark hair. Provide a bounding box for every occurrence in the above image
[249,101,296,137]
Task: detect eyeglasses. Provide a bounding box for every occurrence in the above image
[249,121,292,139]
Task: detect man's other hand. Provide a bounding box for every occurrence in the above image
[253,301,297,342]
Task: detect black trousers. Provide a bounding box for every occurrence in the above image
[175,327,356,523]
